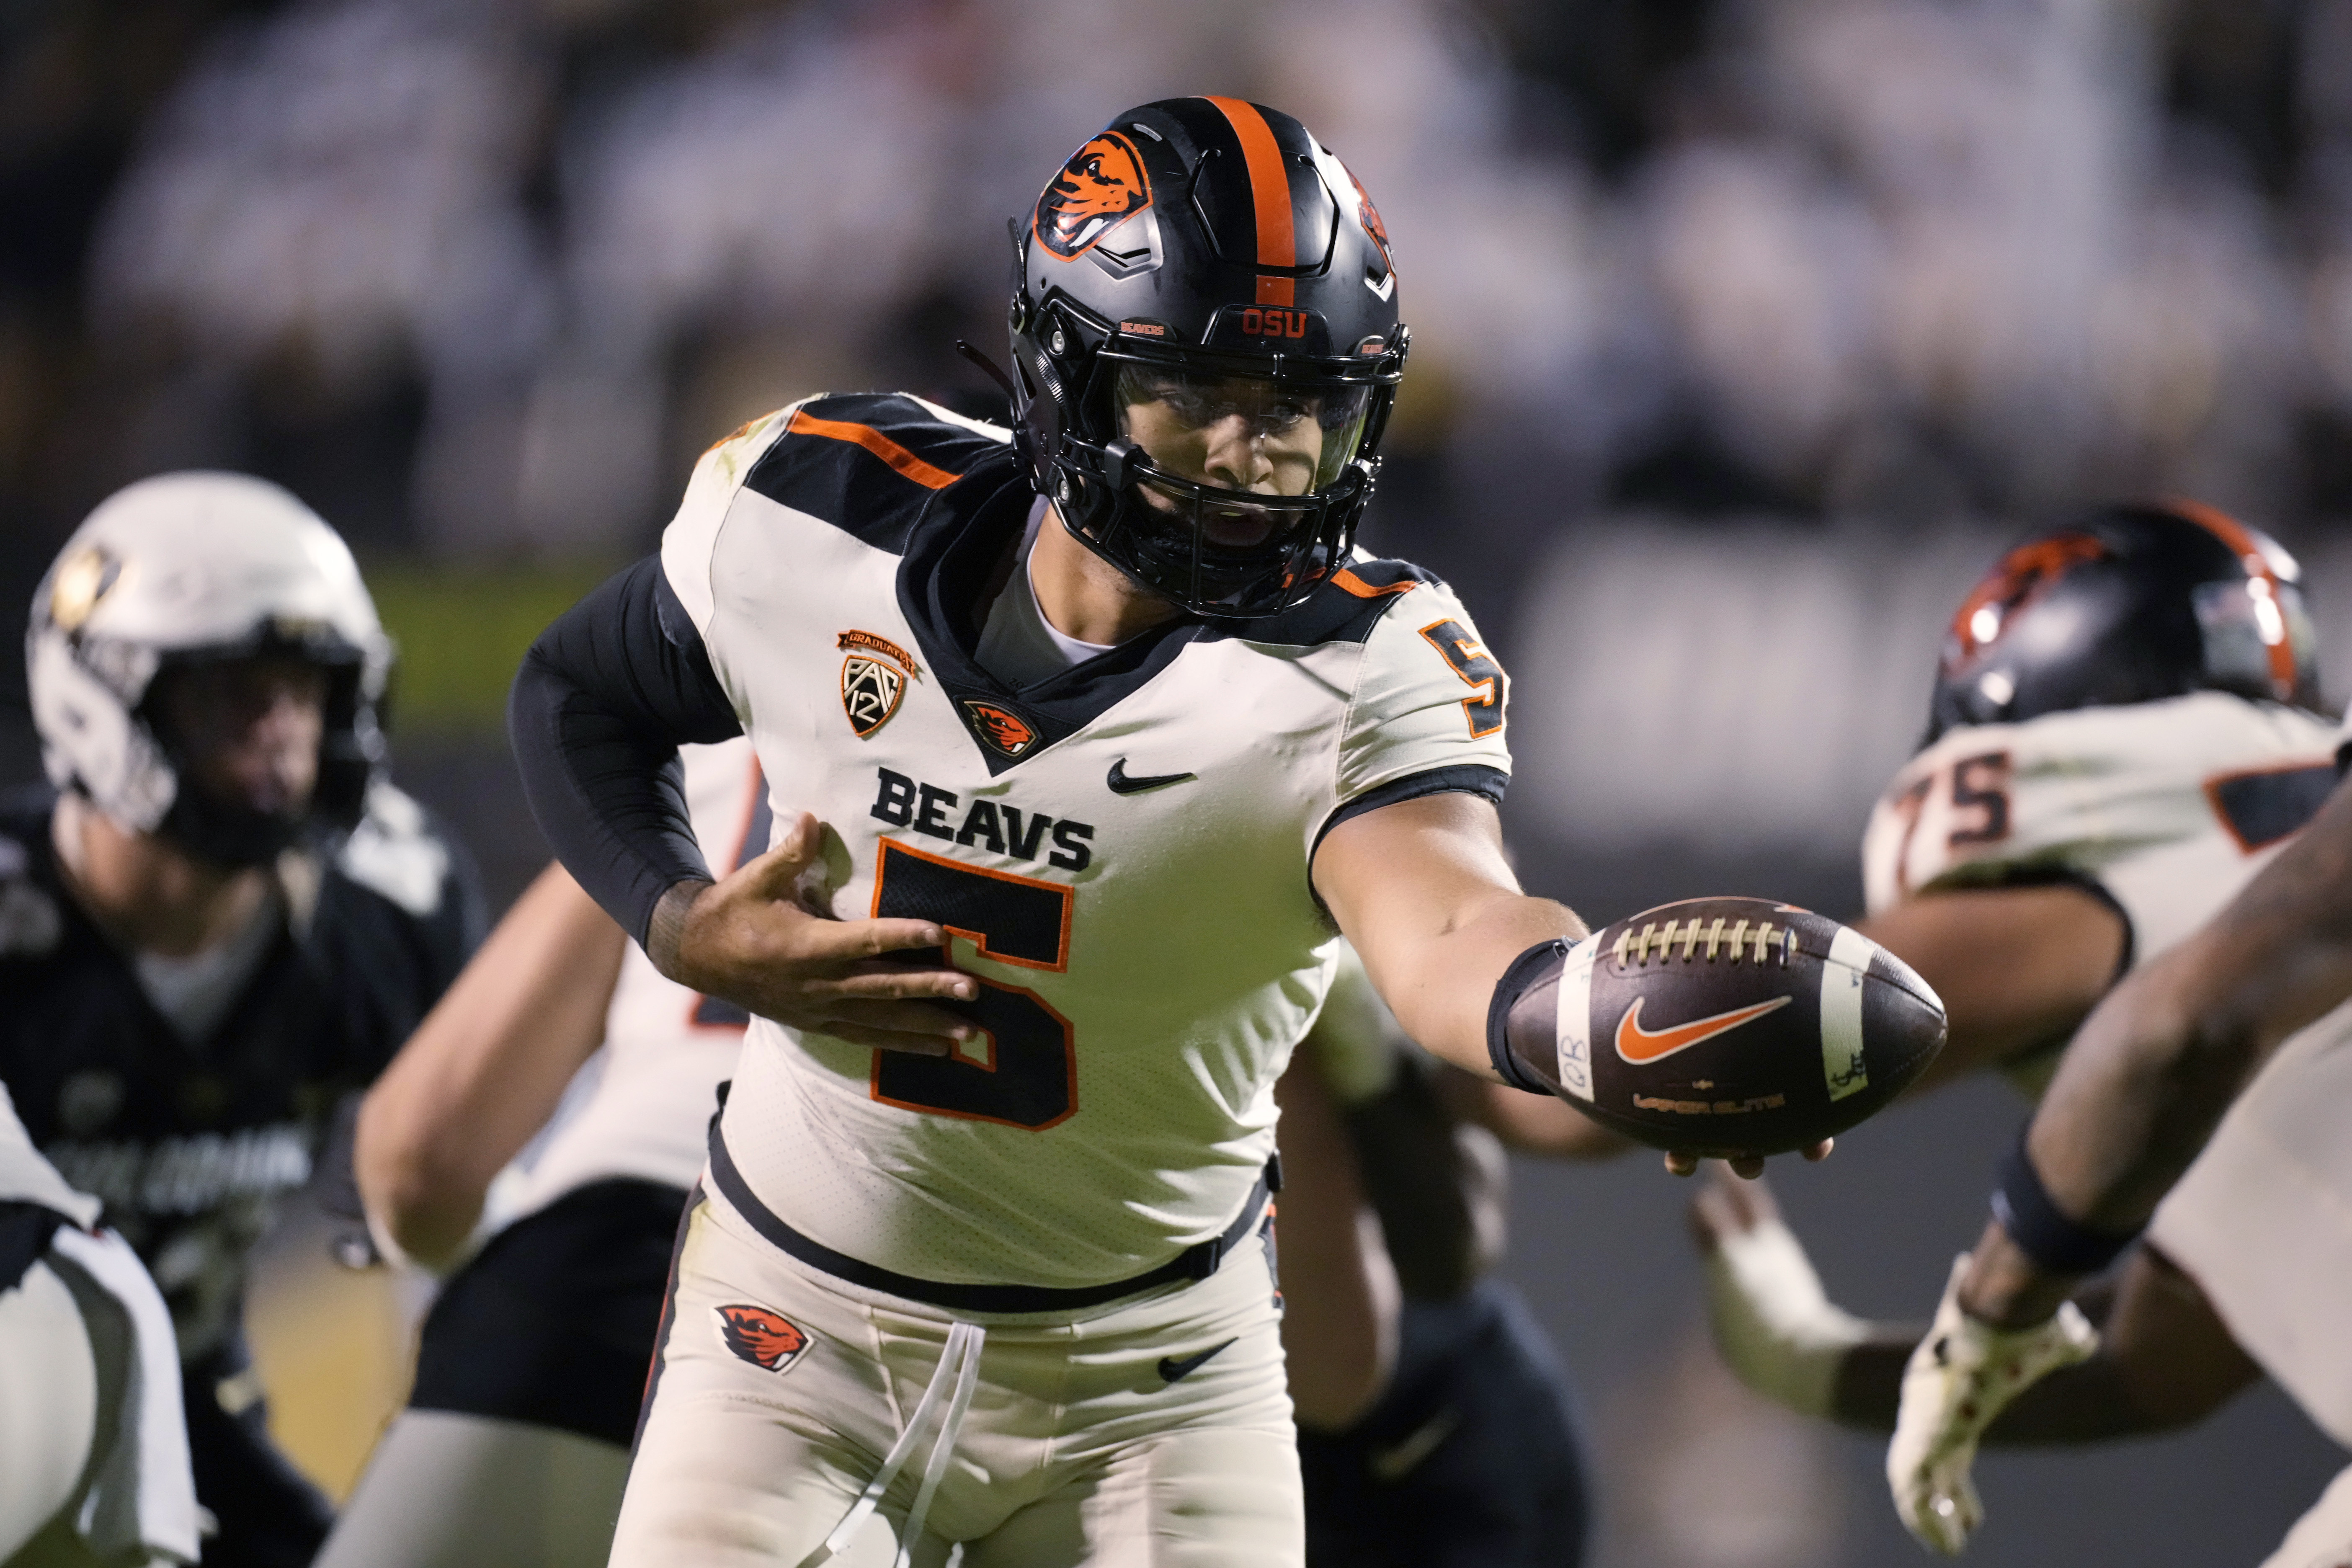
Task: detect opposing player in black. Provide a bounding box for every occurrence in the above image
[8,473,482,1567]
[1283,950,1601,1568]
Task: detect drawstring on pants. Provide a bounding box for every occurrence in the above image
[798,1320,986,1568]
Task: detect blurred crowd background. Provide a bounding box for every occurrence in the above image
[7,0,2352,1562]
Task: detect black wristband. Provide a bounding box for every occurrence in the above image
[1487,939,1569,1096]
[1990,1130,2142,1276]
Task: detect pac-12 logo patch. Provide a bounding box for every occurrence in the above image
[961,700,1038,758]
[838,630,920,739]
[1035,132,1151,260]
[715,1303,809,1373]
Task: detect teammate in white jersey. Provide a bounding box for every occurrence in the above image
[0,1082,198,1567]
[507,97,1802,1566]
[1684,503,2352,1557]
[311,738,760,1568]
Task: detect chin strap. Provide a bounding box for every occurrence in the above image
[953,340,1020,417]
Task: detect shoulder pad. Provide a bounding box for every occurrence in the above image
[334,783,452,918]
[744,393,1018,549]
[1202,558,1444,649]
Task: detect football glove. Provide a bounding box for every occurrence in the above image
[1887,1256,2097,1554]
[1702,1202,1867,1417]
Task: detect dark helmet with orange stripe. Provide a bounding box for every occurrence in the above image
[1008,97,1408,619]
[1926,499,2322,743]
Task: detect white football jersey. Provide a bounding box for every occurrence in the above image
[1859,691,2352,1442]
[2146,705,2352,1448]
[660,393,1511,1291]
[1862,691,2338,985]
[480,738,760,1235]
[0,1081,99,1227]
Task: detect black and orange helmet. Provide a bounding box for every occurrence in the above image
[1008,98,1408,619]
[1926,499,2323,743]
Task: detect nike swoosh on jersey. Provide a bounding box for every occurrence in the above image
[1158,1338,1237,1383]
[1108,758,1198,795]
[1368,1407,1461,1482]
[1614,995,1794,1065]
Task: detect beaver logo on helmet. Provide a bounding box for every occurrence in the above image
[1036,133,1151,259]
[1346,165,1396,284]
[715,1303,809,1373]
[1945,534,2109,668]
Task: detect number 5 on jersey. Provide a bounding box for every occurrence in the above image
[869,838,1077,1130]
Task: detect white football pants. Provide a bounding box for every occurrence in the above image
[608,1185,1302,1568]
[315,1411,631,1568]
[2262,1462,2352,1568]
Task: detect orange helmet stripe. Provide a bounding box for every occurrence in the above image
[1202,96,1296,306]
[2164,495,2299,699]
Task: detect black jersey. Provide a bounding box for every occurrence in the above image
[0,782,482,1357]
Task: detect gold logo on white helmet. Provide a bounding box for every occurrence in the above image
[49,546,124,633]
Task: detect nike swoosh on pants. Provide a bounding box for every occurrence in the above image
[1157,1338,1236,1383]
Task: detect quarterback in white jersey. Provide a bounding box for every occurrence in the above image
[1695,502,2352,1559]
[505,97,1778,1567]
[317,738,761,1568]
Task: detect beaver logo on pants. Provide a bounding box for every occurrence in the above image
[715,1304,809,1373]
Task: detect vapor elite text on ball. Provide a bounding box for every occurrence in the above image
[1491,897,1947,1158]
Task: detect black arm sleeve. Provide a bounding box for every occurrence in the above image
[508,556,743,944]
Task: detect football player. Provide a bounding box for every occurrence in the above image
[1,1082,199,1567]
[1876,762,2352,1562]
[319,745,1582,1567]
[312,739,758,1568]
[6,474,482,1567]
[1685,503,2352,1555]
[1285,948,1601,1568]
[507,98,1809,1566]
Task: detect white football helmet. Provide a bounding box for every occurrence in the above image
[26,472,392,863]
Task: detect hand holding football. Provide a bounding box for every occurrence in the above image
[1501,897,1945,1158]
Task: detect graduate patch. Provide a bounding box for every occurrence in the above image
[715,1303,809,1374]
[839,630,919,738]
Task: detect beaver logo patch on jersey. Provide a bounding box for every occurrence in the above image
[1036,132,1151,259]
[715,1304,809,1373]
[839,630,919,738]
[961,700,1039,758]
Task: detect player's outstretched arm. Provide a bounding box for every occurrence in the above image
[354,862,626,1269]
[1313,791,1583,1083]
[1313,792,1822,1178]
[1689,1171,2257,1440]
[1853,884,2125,1093]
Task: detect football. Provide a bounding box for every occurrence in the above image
[1512,896,1946,1158]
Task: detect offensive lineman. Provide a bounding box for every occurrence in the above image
[508,98,1808,1565]
[6,474,482,1566]
[1683,503,2352,1554]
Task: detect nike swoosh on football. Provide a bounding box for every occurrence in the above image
[1108,758,1197,795]
[1613,994,1794,1065]
[1158,1338,1236,1383]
